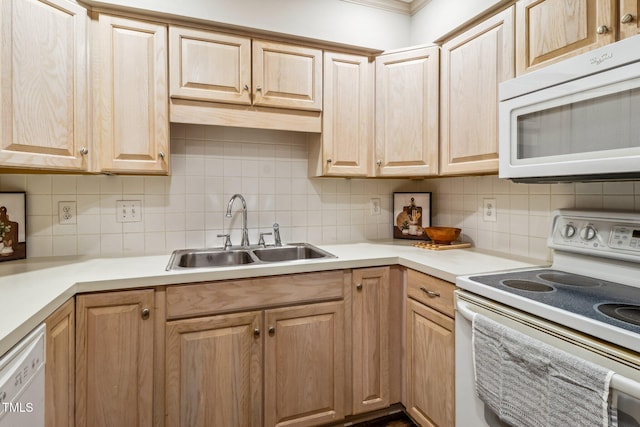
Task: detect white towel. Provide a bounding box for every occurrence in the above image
[472,313,614,427]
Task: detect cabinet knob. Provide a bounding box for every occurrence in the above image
[159,151,166,160]
[596,25,609,34]
[254,328,260,337]
[141,308,150,320]
[256,86,262,92]
[327,158,332,163]
[356,283,363,291]
[243,84,249,91]
[420,287,440,298]
[621,13,634,24]
[268,326,275,336]
[376,160,382,167]
[80,147,88,156]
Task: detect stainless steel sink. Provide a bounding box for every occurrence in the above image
[252,244,335,262]
[166,243,335,270]
[168,249,256,269]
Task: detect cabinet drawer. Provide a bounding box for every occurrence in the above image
[407,269,455,317]
[166,270,345,319]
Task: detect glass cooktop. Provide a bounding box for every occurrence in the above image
[468,269,640,335]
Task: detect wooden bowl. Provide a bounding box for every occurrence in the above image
[424,227,461,244]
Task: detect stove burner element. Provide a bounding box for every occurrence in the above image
[598,304,640,326]
[502,280,554,292]
[538,272,601,287]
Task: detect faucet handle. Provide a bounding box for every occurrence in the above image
[258,232,272,247]
[217,233,232,250]
[272,223,282,247]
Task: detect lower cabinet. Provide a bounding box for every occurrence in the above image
[75,289,156,427]
[41,266,455,427]
[45,298,75,427]
[165,300,345,427]
[405,270,455,427]
[165,311,263,427]
[351,266,390,414]
[264,301,345,427]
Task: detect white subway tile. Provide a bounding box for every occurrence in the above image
[53,235,77,256]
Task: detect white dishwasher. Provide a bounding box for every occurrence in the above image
[0,324,45,427]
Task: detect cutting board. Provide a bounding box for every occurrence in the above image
[413,241,471,251]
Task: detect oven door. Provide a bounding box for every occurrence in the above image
[455,290,640,427]
[498,60,640,183]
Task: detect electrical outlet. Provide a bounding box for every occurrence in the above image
[58,201,77,225]
[483,198,497,222]
[370,198,381,216]
[116,200,142,223]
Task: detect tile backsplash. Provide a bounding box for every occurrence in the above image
[1,123,639,261]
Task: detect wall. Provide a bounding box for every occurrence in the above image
[2,126,640,261]
[83,0,411,51]
[0,125,404,258]
[424,176,640,262]
[410,0,505,44]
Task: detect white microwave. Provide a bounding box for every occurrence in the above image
[499,35,640,183]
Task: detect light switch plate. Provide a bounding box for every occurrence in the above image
[116,200,142,223]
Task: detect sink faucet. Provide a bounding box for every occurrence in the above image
[225,194,250,248]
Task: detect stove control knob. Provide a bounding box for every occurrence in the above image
[561,224,576,238]
[580,225,597,241]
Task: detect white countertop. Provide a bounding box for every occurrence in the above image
[0,241,545,356]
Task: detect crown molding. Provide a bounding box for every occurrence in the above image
[342,0,431,16]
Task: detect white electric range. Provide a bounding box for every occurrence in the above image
[455,209,640,427]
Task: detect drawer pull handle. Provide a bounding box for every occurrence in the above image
[420,287,440,298]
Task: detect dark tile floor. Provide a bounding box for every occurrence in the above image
[352,412,418,427]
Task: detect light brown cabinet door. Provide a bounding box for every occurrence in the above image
[375,47,439,177]
[0,0,88,171]
[406,298,454,427]
[169,26,251,105]
[516,0,616,75]
[352,267,390,414]
[264,301,345,427]
[620,0,640,39]
[75,289,155,427]
[94,14,169,174]
[318,52,373,177]
[45,298,75,427]
[252,40,322,111]
[165,311,263,427]
[440,6,514,176]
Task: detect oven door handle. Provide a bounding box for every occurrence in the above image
[456,299,476,322]
[457,296,640,401]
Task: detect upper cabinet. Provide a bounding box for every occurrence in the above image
[168,27,252,105]
[440,6,515,175]
[0,0,89,171]
[375,47,439,177]
[309,51,373,177]
[252,40,322,111]
[169,26,322,133]
[93,14,169,175]
[515,0,616,75]
[620,0,640,39]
